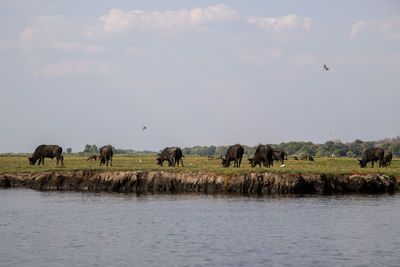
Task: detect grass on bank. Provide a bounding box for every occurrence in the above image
[0,154,399,179]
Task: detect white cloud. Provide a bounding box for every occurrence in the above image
[19,6,312,43]
[18,25,51,51]
[18,15,68,49]
[349,15,400,39]
[18,15,106,54]
[36,60,114,77]
[246,14,311,32]
[99,4,239,34]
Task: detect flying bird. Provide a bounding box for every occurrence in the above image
[323,64,329,71]
[141,126,147,131]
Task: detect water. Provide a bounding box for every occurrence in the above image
[1,189,400,267]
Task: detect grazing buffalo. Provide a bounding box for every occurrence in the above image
[28,145,63,166]
[87,155,98,161]
[157,147,184,167]
[248,145,273,168]
[300,155,314,161]
[293,156,299,160]
[99,145,113,166]
[382,151,393,167]
[358,147,384,168]
[272,149,286,165]
[222,144,244,168]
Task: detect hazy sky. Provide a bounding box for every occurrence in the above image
[1,0,399,153]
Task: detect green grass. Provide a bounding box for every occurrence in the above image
[1,154,400,179]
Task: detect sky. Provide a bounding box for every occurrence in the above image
[0,0,399,153]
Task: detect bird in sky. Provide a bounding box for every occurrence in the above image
[142,126,147,131]
[323,64,329,71]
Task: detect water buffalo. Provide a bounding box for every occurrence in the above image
[248,145,273,168]
[99,145,113,166]
[381,151,393,167]
[293,156,299,160]
[222,144,244,168]
[157,147,184,167]
[300,155,314,161]
[358,147,384,168]
[272,149,286,165]
[87,155,98,161]
[28,145,63,166]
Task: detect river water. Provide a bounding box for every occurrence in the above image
[1,189,400,267]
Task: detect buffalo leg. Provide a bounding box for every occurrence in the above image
[110,157,112,167]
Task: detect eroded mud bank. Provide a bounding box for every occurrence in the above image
[0,170,396,194]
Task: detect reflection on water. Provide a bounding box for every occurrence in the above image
[1,189,400,266]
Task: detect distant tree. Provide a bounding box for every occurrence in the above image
[182,147,192,155]
[392,143,400,157]
[66,147,72,154]
[83,144,98,153]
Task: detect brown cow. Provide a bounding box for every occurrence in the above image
[99,145,113,166]
[157,147,184,167]
[222,144,244,168]
[28,145,63,166]
[87,155,98,161]
[248,145,273,168]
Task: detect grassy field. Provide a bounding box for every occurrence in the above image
[0,154,399,179]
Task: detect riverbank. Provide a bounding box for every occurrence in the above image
[0,170,396,194]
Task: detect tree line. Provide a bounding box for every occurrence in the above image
[182,137,400,157]
[72,137,400,157]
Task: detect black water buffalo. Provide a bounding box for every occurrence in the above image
[358,147,384,168]
[28,145,63,166]
[293,156,299,160]
[157,147,184,167]
[99,145,113,166]
[272,149,286,165]
[222,144,244,168]
[87,155,98,161]
[248,145,273,168]
[382,151,393,167]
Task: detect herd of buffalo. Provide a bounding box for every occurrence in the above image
[28,144,394,168]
